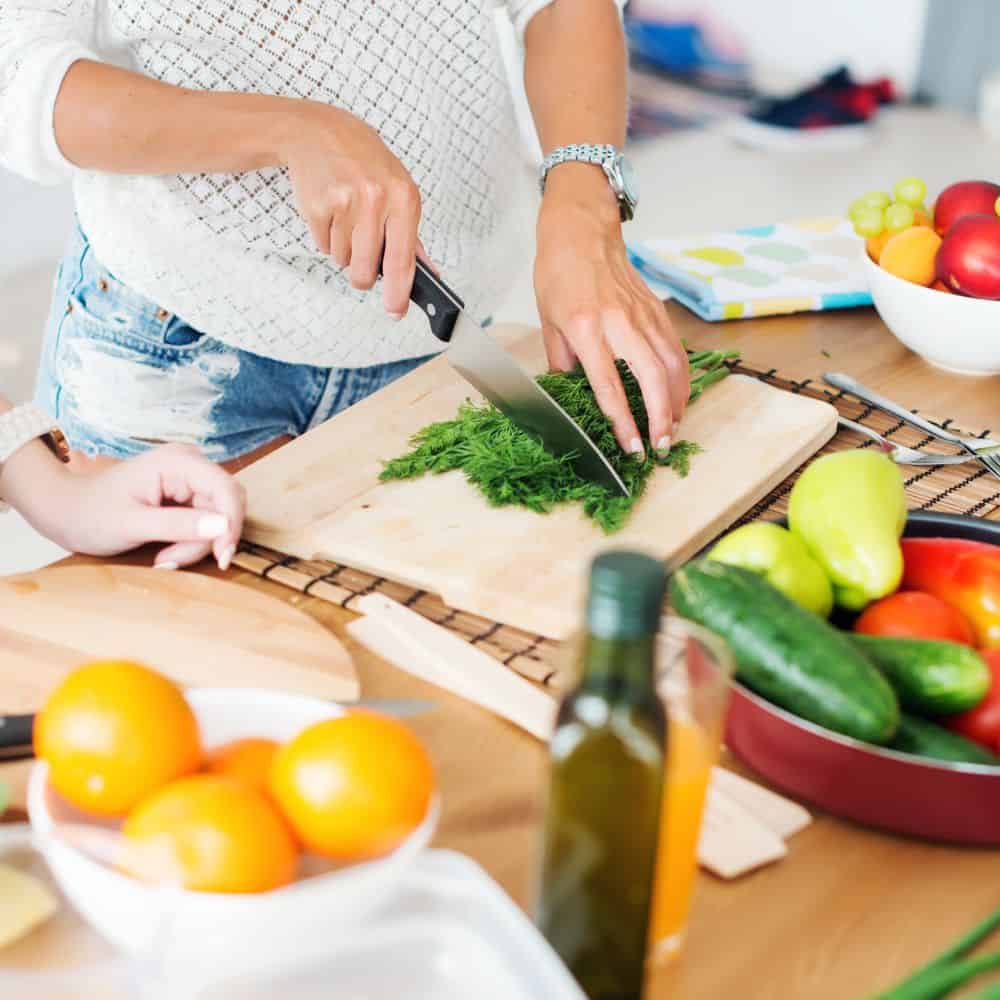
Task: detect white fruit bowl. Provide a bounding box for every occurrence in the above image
[27,688,439,990]
[864,252,1000,375]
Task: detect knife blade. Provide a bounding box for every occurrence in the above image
[405,260,629,496]
[0,698,436,760]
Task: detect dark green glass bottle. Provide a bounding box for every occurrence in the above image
[536,551,667,1000]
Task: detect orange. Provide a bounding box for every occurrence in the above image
[865,230,893,264]
[269,712,435,861]
[914,207,934,229]
[205,738,279,795]
[879,226,942,286]
[122,775,298,893]
[34,661,201,817]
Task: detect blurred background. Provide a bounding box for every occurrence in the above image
[3,0,1000,572]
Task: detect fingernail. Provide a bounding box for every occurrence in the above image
[196,514,229,540]
[154,561,179,571]
[629,437,644,457]
[389,312,404,322]
[656,436,672,456]
[217,543,236,572]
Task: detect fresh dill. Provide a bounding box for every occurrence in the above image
[380,349,739,534]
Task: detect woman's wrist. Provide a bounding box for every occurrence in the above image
[540,162,621,228]
[261,98,350,168]
[0,440,74,530]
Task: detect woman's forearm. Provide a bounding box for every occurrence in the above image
[523,0,627,154]
[52,58,425,314]
[0,433,69,525]
[0,393,65,520]
[53,59,300,174]
[523,0,627,214]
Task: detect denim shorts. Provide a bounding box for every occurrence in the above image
[34,224,433,462]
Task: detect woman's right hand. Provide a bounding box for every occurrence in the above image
[277,103,424,319]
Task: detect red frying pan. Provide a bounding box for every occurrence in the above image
[725,511,1000,846]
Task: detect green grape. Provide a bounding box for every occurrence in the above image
[848,199,868,223]
[859,190,892,210]
[885,202,915,232]
[995,194,1000,217]
[852,206,886,238]
[894,176,927,207]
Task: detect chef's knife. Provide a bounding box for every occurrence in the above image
[0,713,32,761]
[0,698,436,761]
[401,259,629,496]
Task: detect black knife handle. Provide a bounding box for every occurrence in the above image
[378,257,464,344]
[0,713,34,757]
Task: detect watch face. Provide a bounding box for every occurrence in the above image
[619,156,640,206]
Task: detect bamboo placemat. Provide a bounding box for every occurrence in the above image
[234,364,1000,690]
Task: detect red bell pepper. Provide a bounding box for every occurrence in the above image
[901,538,1000,649]
[946,649,1000,752]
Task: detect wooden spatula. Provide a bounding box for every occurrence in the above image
[0,564,359,714]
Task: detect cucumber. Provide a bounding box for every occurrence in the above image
[891,714,1000,766]
[850,636,990,716]
[670,560,899,744]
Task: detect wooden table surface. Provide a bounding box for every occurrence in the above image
[3,304,1000,999]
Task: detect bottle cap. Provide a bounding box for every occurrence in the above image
[585,550,667,640]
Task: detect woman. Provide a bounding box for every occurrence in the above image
[0,396,244,569]
[1,0,687,466]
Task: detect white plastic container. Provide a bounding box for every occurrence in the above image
[26,688,439,990]
[201,850,587,1000]
[0,843,584,999]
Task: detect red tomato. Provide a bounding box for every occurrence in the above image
[945,650,1000,751]
[854,591,976,645]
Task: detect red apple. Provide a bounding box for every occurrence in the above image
[936,214,1000,299]
[933,180,1000,236]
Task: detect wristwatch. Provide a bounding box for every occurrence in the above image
[0,404,70,513]
[539,143,640,222]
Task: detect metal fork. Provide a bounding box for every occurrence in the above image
[838,418,981,466]
[825,373,1000,482]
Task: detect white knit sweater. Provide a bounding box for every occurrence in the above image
[0,0,583,366]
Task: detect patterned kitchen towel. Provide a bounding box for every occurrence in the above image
[629,217,872,321]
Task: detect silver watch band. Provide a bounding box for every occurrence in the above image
[0,404,66,514]
[539,143,619,195]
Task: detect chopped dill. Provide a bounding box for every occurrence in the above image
[380,349,738,534]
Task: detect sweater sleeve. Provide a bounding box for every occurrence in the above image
[0,0,99,185]
[504,0,626,41]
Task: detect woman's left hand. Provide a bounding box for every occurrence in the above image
[534,165,689,459]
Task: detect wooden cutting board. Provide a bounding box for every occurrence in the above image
[239,324,837,638]
[0,565,359,713]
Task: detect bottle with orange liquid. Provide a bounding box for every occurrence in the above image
[535,551,667,1000]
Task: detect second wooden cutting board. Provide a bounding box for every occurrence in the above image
[0,564,359,714]
[239,325,837,638]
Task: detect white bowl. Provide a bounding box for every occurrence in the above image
[864,252,1000,376]
[27,688,439,988]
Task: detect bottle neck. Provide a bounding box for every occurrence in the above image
[577,631,658,706]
